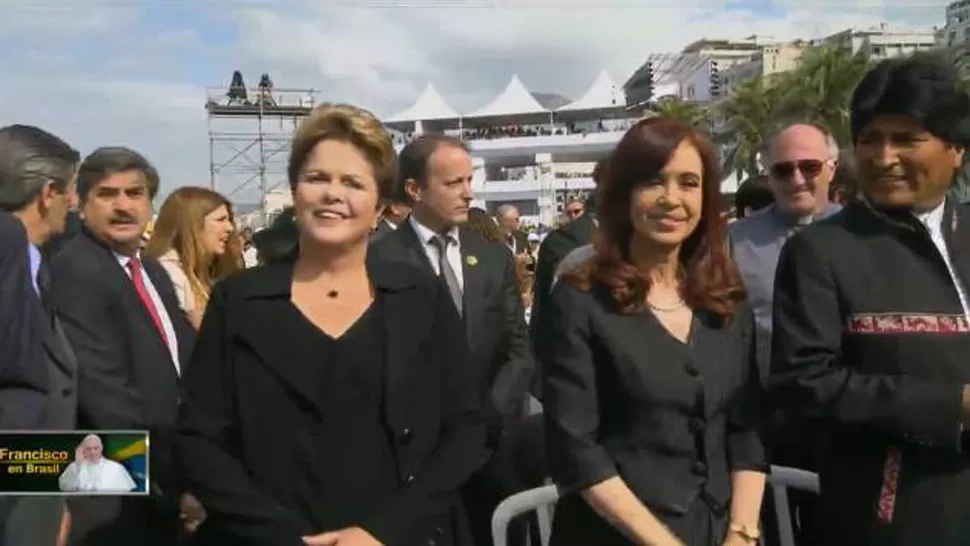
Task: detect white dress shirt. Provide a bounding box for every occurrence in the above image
[914,199,970,321]
[114,251,182,375]
[409,216,465,289]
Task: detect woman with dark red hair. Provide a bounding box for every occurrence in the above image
[539,117,767,545]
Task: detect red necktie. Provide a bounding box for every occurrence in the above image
[127,257,170,350]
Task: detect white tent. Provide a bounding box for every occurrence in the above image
[387,83,459,122]
[558,69,625,111]
[466,74,548,118]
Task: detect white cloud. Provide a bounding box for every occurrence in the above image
[0,0,952,203]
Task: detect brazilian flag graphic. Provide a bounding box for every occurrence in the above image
[101,434,149,493]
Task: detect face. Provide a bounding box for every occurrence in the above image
[292,139,381,248]
[499,208,520,234]
[201,204,235,256]
[565,200,585,221]
[855,115,964,210]
[766,125,834,216]
[82,170,153,255]
[630,140,704,248]
[82,439,102,462]
[40,171,78,238]
[407,144,473,229]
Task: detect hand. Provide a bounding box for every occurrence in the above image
[179,492,207,534]
[74,445,84,462]
[303,527,383,546]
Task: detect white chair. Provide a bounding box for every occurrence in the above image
[490,466,819,546]
[768,465,820,546]
[491,484,560,546]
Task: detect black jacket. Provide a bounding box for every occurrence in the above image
[769,199,970,546]
[177,260,487,545]
[541,282,765,545]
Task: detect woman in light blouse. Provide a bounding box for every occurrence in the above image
[144,186,240,329]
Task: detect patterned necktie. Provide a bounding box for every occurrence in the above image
[431,235,463,316]
[127,258,169,349]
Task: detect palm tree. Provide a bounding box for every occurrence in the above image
[777,45,874,146]
[647,97,712,128]
[712,76,789,179]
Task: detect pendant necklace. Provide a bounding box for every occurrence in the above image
[648,300,685,312]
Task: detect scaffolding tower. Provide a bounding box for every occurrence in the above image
[205,86,318,222]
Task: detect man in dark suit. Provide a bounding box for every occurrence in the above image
[48,147,194,546]
[0,210,48,429]
[0,124,81,546]
[495,204,529,255]
[530,159,604,338]
[370,134,535,546]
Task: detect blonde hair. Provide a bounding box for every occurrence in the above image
[144,186,241,310]
[287,103,396,202]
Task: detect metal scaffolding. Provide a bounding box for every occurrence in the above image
[204,86,318,219]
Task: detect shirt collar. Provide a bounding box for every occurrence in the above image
[409,215,460,245]
[114,250,142,268]
[912,198,947,236]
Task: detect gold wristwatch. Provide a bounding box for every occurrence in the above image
[728,522,760,543]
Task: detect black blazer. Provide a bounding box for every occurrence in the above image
[370,220,535,436]
[33,260,78,429]
[0,211,48,429]
[769,200,970,546]
[540,282,766,544]
[48,228,194,545]
[177,260,487,545]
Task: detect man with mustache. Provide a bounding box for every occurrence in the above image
[47,147,194,546]
[58,435,136,493]
[769,55,970,546]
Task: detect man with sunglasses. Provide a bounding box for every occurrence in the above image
[728,122,841,546]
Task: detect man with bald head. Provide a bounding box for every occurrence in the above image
[58,434,136,493]
[729,122,842,546]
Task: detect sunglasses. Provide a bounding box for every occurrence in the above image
[770,159,827,180]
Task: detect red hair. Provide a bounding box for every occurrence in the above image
[564,117,745,319]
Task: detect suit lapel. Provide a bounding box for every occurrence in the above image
[396,220,434,273]
[946,201,970,295]
[379,283,432,431]
[235,298,323,412]
[459,229,486,347]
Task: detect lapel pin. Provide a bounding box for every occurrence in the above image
[466,255,478,266]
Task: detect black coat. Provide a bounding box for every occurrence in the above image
[48,228,194,546]
[177,260,487,546]
[769,200,970,546]
[369,221,535,437]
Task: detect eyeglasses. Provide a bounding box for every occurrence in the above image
[770,159,828,180]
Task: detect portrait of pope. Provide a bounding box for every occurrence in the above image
[57,434,136,493]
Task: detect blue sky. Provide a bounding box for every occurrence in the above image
[0,0,952,204]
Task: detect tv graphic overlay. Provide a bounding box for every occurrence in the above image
[0,431,149,495]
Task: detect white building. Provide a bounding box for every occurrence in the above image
[719,41,808,95]
[384,70,635,227]
[624,36,781,106]
[821,23,937,59]
[939,0,970,47]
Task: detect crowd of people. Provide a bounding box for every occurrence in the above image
[1,53,969,546]
[392,119,636,148]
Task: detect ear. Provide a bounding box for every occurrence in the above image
[950,145,965,169]
[373,203,386,230]
[38,181,57,214]
[404,178,421,204]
